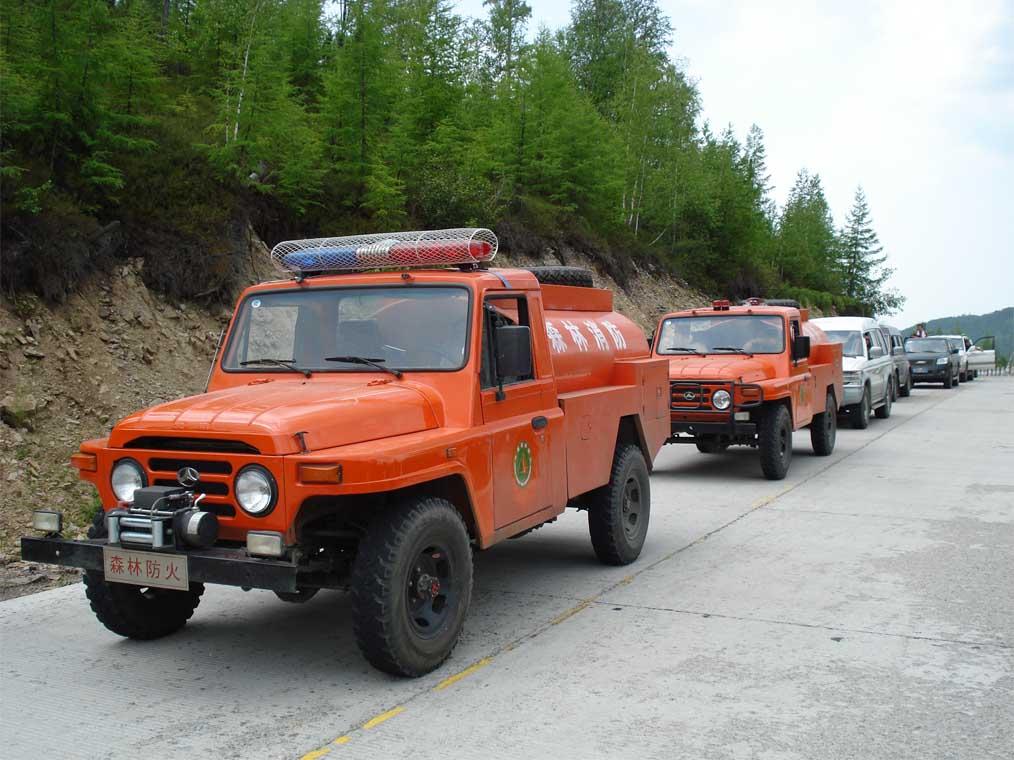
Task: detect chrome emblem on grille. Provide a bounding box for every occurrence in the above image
[177,467,200,488]
[683,391,697,401]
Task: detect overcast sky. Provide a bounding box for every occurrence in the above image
[457,0,1014,327]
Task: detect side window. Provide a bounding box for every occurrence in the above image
[790,320,801,340]
[480,295,535,389]
[863,331,875,356]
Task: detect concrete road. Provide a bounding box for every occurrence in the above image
[2,380,1012,760]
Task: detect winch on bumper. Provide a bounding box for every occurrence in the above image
[667,380,765,440]
[22,483,300,593]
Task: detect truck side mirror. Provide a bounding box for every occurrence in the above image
[495,325,532,381]
[791,335,811,361]
[868,345,884,359]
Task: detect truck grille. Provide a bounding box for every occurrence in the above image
[670,381,716,410]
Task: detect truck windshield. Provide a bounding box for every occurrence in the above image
[657,315,784,355]
[824,330,864,357]
[222,286,470,372]
[905,338,949,354]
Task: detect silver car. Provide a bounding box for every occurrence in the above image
[813,316,895,429]
[879,323,913,398]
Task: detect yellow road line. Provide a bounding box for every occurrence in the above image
[299,748,332,760]
[550,599,590,626]
[434,657,492,691]
[362,705,405,730]
[332,736,350,746]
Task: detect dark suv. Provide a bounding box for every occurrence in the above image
[904,336,961,388]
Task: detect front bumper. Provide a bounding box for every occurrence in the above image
[21,536,300,592]
[842,384,863,405]
[668,380,763,440]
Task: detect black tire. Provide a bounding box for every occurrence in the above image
[275,588,319,603]
[525,266,594,288]
[587,445,651,565]
[83,510,203,640]
[899,372,912,397]
[968,370,976,381]
[695,436,728,454]
[850,386,871,429]
[875,379,893,419]
[891,373,899,401]
[958,371,965,383]
[809,391,837,456]
[759,404,793,480]
[351,497,473,677]
[943,371,953,388]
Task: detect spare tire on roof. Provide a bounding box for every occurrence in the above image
[525,266,595,288]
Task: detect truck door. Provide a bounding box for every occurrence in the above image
[789,318,817,423]
[864,329,890,401]
[480,294,554,530]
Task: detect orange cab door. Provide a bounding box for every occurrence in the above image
[479,294,554,531]
[789,317,818,424]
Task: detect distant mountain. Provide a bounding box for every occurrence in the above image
[904,307,1014,359]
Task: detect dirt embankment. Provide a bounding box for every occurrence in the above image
[0,227,708,598]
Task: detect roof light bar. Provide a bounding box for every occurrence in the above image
[270,228,498,273]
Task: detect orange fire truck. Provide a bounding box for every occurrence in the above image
[652,298,844,480]
[23,229,669,677]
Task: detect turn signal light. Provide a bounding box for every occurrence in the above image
[70,453,97,472]
[298,463,343,484]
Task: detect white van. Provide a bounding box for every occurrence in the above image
[812,316,895,428]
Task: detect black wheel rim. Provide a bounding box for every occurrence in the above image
[779,420,789,458]
[406,544,455,639]
[621,477,642,541]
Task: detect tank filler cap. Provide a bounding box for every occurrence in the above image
[270,228,498,274]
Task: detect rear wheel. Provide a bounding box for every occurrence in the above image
[891,373,899,401]
[875,379,893,419]
[968,370,976,381]
[899,372,912,397]
[850,386,871,429]
[588,445,651,565]
[759,404,793,480]
[351,497,473,677]
[809,392,837,456]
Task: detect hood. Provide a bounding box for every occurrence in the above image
[109,380,439,454]
[665,355,778,383]
[842,356,868,372]
[905,351,948,363]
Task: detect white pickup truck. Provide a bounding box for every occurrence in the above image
[965,336,996,377]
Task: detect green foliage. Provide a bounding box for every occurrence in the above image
[2,0,891,310]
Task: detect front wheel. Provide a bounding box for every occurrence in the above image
[588,445,651,565]
[351,497,473,677]
[759,404,793,480]
[809,391,837,456]
[82,509,204,640]
[850,387,871,429]
[695,436,728,454]
[943,371,953,388]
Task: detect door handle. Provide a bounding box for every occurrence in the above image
[531,416,548,430]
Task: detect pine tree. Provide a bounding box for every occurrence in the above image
[838,186,904,316]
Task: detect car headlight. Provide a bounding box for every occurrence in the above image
[936,357,949,365]
[235,465,277,516]
[111,459,146,503]
[843,372,861,384]
[712,389,732,410]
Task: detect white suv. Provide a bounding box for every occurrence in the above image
[813,316,895,428]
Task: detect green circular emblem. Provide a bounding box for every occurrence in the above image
[514,441,533,487]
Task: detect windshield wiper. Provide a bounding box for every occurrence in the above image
[711,346,753,355]
[661,346,702,355]
[240,358,311,377]
[325,355,403,379]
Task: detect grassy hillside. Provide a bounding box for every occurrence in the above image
[906,307,1014,360]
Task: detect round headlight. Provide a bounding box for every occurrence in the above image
[712,389,732,410]
[111,459,146,503]
[235,466,276,516]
